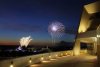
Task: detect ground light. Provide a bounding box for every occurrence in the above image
[49,55,57,61]
[40,57,44,61]
[56,54,58,57]
[40,56,51,63]
[66,53,68,55]
[31,64,40,67]
[10,61,14,67]
[97,35,100,37]
[10,64,14,67]
[49,55,51,59]
[55,54,58,58]
[29,58,32,64]
[61,53,63,56]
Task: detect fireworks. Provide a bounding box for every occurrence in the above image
[48,21,65,45]
[48,21,65,37]
[19,36,32,47]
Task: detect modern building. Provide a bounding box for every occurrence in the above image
[73,0,100,65]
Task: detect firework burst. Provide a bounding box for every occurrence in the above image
[48,21,65,37]
[48,21,65,45]
[19,36,32,47]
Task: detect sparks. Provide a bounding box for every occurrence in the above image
[48,21,65,37]
[48,21,65,45]
[19,36,32,47]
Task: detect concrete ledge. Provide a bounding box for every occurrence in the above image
[77,30,96,39]
[0,51,73,67]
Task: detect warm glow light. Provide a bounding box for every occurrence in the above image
[10,64,14,67]
[97,35,100,37]
[94,37,97,42]
[67,55,70,56]
[31,64,40,67]
[56,55,58,57]
[73,41,80,56]
[29,60,32,63]
[66,53,67,55]
[61,53,63,56]
[50,59,56,61]
[29,58,32,63]
[78,20,91,33]
[40,57,51,63]
[84,1,99,14]
[40,57,44,61]
[49,56,51,59]
[42,61,51,63]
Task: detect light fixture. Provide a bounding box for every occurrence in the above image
[29,58,32,63]
[97,35,100,37]
[61,53,63,56]
[66,53,67,55]
[10,64,14,67]
[56,55,58,57]
[49,56,51,59]
[10,61,14,67]
[40,57,44,61]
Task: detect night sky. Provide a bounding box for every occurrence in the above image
[0,0,95,46]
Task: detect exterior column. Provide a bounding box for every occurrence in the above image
[97,25,100,66]
[93,42,97,55]
[73,39,80,56]
[97,37,100,66]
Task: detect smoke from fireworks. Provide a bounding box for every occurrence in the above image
[48,21,65,45]
[19,36,32,47]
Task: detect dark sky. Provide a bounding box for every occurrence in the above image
[0,0,95,46]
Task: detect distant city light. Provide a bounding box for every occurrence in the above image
[34,50,37,52]
[16,46,22,51]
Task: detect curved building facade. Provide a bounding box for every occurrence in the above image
[73,1,100,65]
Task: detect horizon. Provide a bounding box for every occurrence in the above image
[0,0,95,46]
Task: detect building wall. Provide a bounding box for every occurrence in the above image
[78,9,91,33]
[97,25,100,66]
